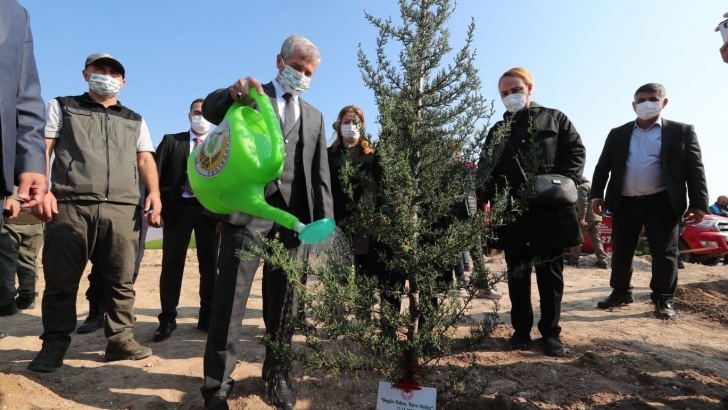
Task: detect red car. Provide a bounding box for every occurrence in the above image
[679,214,728,266]
[577,215,728,266]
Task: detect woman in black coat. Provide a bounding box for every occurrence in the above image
[327,105,375,270]
[478,67,585,357]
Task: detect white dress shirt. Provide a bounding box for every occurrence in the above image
[622,117,666,197]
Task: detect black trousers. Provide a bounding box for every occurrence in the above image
[609,191,679,301]
[86,211,148,304]
[158,201,219,325]
[201,195,304,401]
[505,249,564,337]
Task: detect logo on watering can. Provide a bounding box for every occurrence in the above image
[195,120,231,177]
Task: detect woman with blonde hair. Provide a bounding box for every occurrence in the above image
[478,67,585,357]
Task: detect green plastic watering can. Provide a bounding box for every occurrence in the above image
[187,89,335,245]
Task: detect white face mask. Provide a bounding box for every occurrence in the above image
[279,63,311,96]
[502,92,527,113]
[340,124,360,140]
[87,72,121,98]
[635,101,662,120]
[190,115,211,134]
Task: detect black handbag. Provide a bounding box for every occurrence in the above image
[506,140,577,209]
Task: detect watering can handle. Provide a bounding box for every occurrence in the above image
[249,88,284,141]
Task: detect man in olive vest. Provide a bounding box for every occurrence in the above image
[28,53,162,373]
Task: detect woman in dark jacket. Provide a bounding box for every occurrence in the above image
[478,67,585,357]
[327,105,375,269]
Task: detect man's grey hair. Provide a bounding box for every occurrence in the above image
[634,83,666,99]
[280,35,320,63]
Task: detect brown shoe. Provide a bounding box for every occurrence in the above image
[105,338,152,361]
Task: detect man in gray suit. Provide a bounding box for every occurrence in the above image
[0,0,47,340]
[199,35,333,410]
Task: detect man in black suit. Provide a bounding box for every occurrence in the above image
[0,0,47,340]
[591,83,709,320]
[199,35,333,410]
[153,99,219,342]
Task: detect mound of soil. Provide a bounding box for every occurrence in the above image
[1,251,727,409]
[674,279,728,325]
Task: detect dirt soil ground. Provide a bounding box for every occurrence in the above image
[1,250,727,409]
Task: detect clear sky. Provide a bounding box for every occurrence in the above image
[22,0,728,206]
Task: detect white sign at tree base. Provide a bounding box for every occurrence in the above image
[376,381,437,410]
